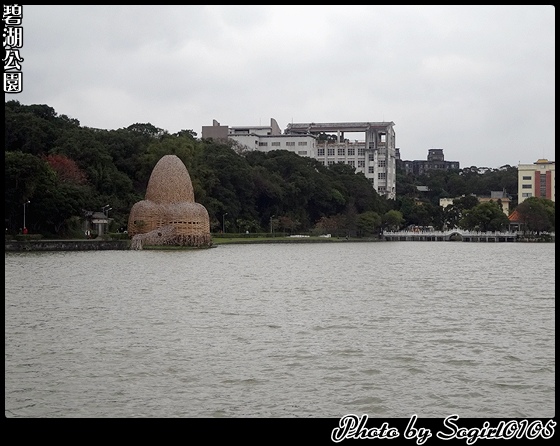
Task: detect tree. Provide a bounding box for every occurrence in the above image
[313,215,345,236]
[515,197,555,235]
[277,215,300,234]
[459,201,509,232]
[4,105,58,155]
[383,210,404,231]
[97,128,148,187]
[173,129,197,139]
[42,154,88,185]
[126,123,167,139]
[5,151,57,231]
[442,204,462,229]
[32,181,91,235]
[5,151,98,235]
[455,194,479,211]
[356,211,382,236]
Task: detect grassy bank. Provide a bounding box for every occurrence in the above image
[210,235,383,245]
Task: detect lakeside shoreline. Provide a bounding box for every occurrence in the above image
[4,236,383,252]
[5,233,554,251]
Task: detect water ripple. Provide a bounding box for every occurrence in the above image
[5,243,555,418]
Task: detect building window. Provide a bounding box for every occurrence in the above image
[286,141,295,147]
[318,148,325,156]
[348,148,355,156]
[358,148,365,156]
[338,148,345,156]
[522,176,531,180]
[522,184,532,189]
[258,142,268,147]
[368,166,374,173]
[369,178,375,185]
[328,160,335,165]
[298,141,307,146]
[271,142,280,147]
[358,160,365,167]
[378,172,386,180]
[328,148,335,156]
[378,160,386,168]
[347,160,355,167]
[522,192,532,197]
[298,151,308,156]
[540,175,547,197]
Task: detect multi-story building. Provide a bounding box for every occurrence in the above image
[202,119,397,199]
[517,159,555,204]
[399,148,460,175]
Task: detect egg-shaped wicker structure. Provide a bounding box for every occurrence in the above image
[128,155,212,249]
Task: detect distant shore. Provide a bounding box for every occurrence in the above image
[5,235,383,251]
[5,232,553,252]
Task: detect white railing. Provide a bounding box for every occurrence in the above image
[383,230,519,237]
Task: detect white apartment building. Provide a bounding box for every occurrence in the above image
[202,118,397,199]
[517,159,555,204]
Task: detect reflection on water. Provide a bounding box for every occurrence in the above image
[5,242,555,418]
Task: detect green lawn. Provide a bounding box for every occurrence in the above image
[210,235,382,245]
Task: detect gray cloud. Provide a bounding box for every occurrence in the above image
[11,5,555,168]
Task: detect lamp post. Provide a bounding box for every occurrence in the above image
[23,200,30,233]
[270,215,275,235]
[222,213,228,233]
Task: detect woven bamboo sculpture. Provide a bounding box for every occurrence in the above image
[128,155,212,249]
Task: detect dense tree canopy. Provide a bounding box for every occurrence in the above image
[5,100,552,237]
[515,197,555,234]
[459,201,511,232]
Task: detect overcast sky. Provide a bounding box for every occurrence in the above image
[9,5,555,168]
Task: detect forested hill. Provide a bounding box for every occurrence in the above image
[5,100,522,237]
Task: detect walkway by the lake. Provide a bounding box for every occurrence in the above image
[383,229,519,242]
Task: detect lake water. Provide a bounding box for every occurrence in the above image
[4,241,555,419]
